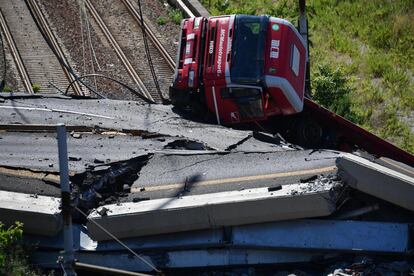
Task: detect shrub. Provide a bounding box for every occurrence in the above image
[156,16,168,25]
[32,83,41,93]
[0,221,39,275]
[169,9,183,25]
[1,84,11,92]
[312,65,362,123]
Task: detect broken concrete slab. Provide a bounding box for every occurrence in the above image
[0,131,174,173]
[0,98,257,151]
[0,190,62,236]
[87,183,340,240]
[337,154,414,212]
[129,150,340,200]
[0,167,60,197]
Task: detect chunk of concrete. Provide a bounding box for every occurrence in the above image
[0,191,62,236]
[337,154,414,211]
[87,183,340,241]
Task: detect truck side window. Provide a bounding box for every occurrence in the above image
[290,44,300,77]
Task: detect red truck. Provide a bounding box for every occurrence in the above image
[170,14,308,125]
[169,7,414,167]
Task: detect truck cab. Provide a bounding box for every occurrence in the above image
[170,14,307,125]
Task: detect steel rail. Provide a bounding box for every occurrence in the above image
[172,0,195,18]
[0,9,34,94]
[84,0,154,103]
[25,0,84,96]
[120,0,175,70]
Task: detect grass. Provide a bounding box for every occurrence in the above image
[1,84,11,92]
[200,0,414,153]
[169,9,183,25]
[156,16,168,25]
[32,83,41,93]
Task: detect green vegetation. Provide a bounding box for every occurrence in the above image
[312,65,362,124]
[0,222,38,275]
[169,9,183,25]
[201,0,414,153]
[156,7,183,25]
[1,84,12,92]
[156,16,168,25]
[32,83,41,93]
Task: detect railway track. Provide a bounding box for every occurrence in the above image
[0,9,33,93]
[25,0,83,96]
[84,0,176,103]
[0,0,79,94]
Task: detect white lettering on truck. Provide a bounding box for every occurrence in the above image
[270,39,280,59]
[216,28,226,76]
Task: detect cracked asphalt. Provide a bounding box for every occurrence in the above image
[0,96,342,202]
[127,150,341,200]
[0,97,255,150]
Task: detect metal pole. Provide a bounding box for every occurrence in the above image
[211,86,221,125]
[298,0,311,97]
[57,124,77,276]
[74,262,151,276]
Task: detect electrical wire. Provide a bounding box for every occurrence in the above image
[84,4,99,89]
[65,73,155,104]
[75,206,161,273]
[136,0,164,103]
[78,0,87,77]
[0,28,6,91]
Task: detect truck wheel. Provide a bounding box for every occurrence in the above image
[169,86,189,108]
[295,117,323,148]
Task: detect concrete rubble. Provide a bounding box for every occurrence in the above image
[0,96,413,273]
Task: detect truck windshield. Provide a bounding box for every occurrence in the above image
[231,15,267,84]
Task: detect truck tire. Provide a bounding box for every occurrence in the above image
[169,86,190,108]
[295,117,323,148]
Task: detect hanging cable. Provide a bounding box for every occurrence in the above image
[0,29,6,91]
[136,0,165,103]
[75,207,161,273]
[65,73,155,104]
[84,9,102,72]
[78,0,87,77]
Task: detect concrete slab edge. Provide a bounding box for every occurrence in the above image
[337,154,414,211]
[0,190,62,236]
[87,184,339,240]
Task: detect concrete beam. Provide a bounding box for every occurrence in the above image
[0,190,62,236]
[337,154,414,211]
[87,183,339,240]
[30,219,411,254]
[232,220,411,253]
[33,249,322,272]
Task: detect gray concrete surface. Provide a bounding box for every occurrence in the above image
[0,169,60,196]
[0,97,258,151]
[88,183,339,240]
[0,190,62,236]
[337,154,414,211]
[128,150,340,199]
[0,131,175,173]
